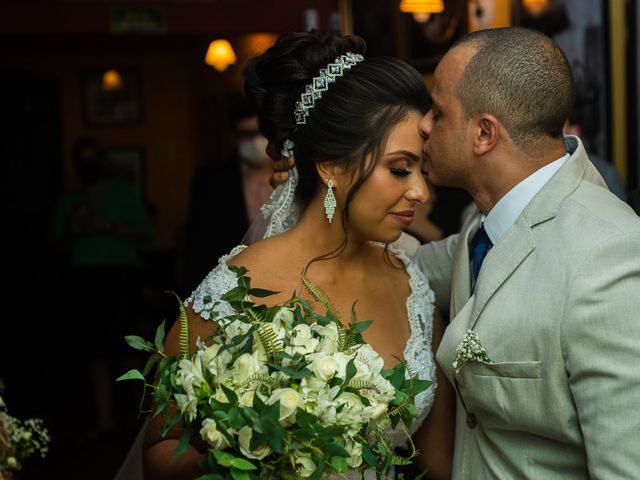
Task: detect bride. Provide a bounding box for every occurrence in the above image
[139,31,454,479]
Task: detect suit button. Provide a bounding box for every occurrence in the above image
[466,413,478,429]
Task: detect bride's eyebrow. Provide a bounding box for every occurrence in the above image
[385,150,421,162]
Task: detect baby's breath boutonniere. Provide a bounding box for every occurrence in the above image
[452,330,493,374]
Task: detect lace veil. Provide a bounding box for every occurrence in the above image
[241,166,302,244]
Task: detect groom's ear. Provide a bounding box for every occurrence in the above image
[473,113,499,156]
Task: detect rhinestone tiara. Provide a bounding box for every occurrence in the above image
[294,52,365,126]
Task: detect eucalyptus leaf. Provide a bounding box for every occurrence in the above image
[330,456,348,473]
[116,369,145,382]
[229,457,257,471]
[351,320,373,333]
[142,353,161,376]
[124,335,151,351]
[173,428,190,459]
[154,320,166,352]
[247,287,279,298]
[230,468,251,480]
[212,449,234,467]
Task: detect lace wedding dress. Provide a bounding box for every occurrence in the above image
[114,168,437,480]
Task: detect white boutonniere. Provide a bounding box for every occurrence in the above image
[452,330,493,374]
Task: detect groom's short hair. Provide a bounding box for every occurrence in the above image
[453,27,574,151]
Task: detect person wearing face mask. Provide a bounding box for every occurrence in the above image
[183,96,272,291]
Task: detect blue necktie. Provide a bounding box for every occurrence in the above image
[470,225,493,291]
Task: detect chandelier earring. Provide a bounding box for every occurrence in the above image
[324,178,337,223]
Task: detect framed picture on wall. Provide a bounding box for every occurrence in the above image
[82,68,143,126]
[105,145,147,197]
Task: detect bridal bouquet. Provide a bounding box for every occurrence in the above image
[119,267,430,480]
[0,380,50,476]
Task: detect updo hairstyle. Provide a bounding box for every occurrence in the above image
[244,31,430,220]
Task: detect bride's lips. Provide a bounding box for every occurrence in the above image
[389,210,414,226]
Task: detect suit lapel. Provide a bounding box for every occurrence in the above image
[451,215,480,315]
[468,217,535,330]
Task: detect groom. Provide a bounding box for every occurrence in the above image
[272,26,640,478]
[414,27,640,478]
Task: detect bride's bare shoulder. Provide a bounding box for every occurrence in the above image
[229,235,300,277]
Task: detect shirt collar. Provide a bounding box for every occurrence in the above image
[483,153,570,243]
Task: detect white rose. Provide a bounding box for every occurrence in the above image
[337,392,364,413]
[267,388,303,426]
[272,307,295,329]
[22,430,33,441]
[310,353,338,381]
[336,392,365,433]
[199,418,230,450]
[238,426,271,460]
[233,352,260,385]
[294,452,317,477]
[7,456,18,469]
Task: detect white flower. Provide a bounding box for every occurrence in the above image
[362,401,388,421]
[212,386,229,404]
[174,393,197,421]
[199,418,230,450]
[22,430,33,441]
[224,320,251,349]
[272,307,295,329]
[238,426,271,460]
[200,343,232,378]
[332,352,356,380]
[452,330,493,374]
[267,388,303,426]
[232,352,262,385]
[345,438,363,468]
[314,386,339,425]
[294,451,317,477]
[310,353,338,381]
[288,324,319,355]
[7,456,18,469]
[312,322,340,354]
[354,344,384,377]
[175,356,205,397]
[238,389,255,408]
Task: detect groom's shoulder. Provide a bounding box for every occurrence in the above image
[562,181,640,236]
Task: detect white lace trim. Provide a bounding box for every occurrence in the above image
[260,166,302,239]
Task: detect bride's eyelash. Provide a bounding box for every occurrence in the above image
[390,168,411,177]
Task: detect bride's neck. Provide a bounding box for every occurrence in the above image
[287,197,368,269]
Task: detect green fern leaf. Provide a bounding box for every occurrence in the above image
[255,322,283,358]
[301,275,341,320]
[168,291,190,357]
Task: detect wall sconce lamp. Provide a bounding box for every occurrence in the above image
[400,0,445,23]
[102,69,124,91]
[522,0,551,16]
[205,39,237,71]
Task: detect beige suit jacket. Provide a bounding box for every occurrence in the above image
[415,137,640,478]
